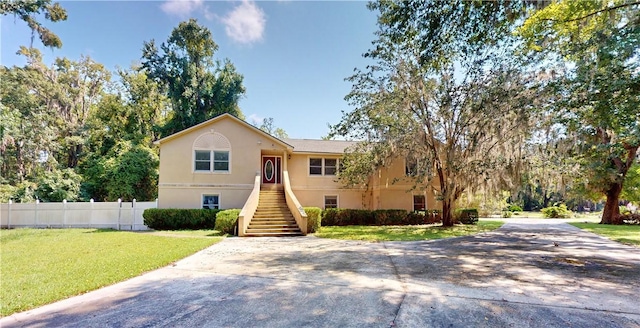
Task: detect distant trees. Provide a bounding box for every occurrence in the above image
[141,19,246,137]
[258,117,288,139]
[1,18,244,202]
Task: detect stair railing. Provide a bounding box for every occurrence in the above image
[238,171,261,237]
[283,170,308,235]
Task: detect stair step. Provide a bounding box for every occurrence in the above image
[250,220,296,225]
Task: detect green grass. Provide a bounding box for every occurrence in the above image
[569,223,640,246]
[137,229,223,237]
[314,220,504,242]
[0,228,222,317]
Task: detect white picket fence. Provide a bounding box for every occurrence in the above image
[0,199,157,231]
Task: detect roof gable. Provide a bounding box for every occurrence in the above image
[154,113,292,149]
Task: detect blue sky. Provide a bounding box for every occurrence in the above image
[1,0,379,139]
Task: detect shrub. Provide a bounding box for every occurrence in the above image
[321,209,443,226]
[507,204,523,212]
[541,204,572,218]
[502,211,513,218]
[619,206,631,215]
[455,208,479,225]
[618,213,640,225]
[215,209,240,235]
[303,207,322,233]
[143,208,220,230]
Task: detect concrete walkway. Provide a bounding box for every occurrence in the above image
[2,219,639,327]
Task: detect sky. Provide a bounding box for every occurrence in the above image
[1,0,379,139]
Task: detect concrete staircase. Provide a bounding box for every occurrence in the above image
[245,185,303,237]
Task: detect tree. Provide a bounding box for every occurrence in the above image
[622,163,640,203]
[0,0,67,48]
[141,19,245,137]
[332,1,537,226]
[518,0,640,224]
[258,117,288,139]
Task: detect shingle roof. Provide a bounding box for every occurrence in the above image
[283,138,360,154]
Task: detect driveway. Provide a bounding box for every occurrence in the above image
[2,219,639,327]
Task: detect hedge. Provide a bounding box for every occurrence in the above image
[215,209,240,235]
[303,207,322,233]
[541,204,572,218]
[143,208,220,230]
[321,209,442,226]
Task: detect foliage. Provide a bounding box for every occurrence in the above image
[315,221,504,242]
[0,0,68,48]
[303,207,322,233]
[214,209,240,235]
[321,208,442,226]
[502,211,513,218]
[570,222,640,246]
[34,168,81,202]
[0,184,16,203]
[332,1,537,226]
[0,228,221,316]
[143,208,220,230]
[454,208,479,225]
[517,0,640,224]
[621,163,640,202]
[258,117,288,139]
[141,19,245,137]
[507,204,523,212]
[541,204,573,218]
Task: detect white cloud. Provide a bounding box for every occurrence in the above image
[222,1,266,45]
[248,113,264,125]
[161,0,204,18]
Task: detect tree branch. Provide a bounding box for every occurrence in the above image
[544,1,640,24]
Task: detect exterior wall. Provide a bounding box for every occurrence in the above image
[158,117,287,209]
[287,153,366,209]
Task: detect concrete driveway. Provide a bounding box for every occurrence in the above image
[2,219,639,327]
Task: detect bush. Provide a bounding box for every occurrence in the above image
[143,208,220,230]
[321,208,443,226]
[507,204,523,212]
[618,213,640,225]
[303,207,322,233]
[541,204,572,218]
[455,208,479,225]
[215,209,240,235]
[502,211,513,218]
[619,206,631,215]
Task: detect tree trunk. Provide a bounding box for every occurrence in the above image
[442,198,455,227]
[601,182,623,224]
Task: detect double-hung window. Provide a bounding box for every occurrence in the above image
[195,150,230,173]
[309,158,339,176]
[203,195,219,209]
[413,195,426,211]
[324,195,338,209]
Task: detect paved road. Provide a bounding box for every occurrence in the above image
[2,219,639,327]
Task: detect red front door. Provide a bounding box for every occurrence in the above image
[262,156,281,184]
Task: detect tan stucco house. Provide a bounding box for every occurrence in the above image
[154,113,440,236]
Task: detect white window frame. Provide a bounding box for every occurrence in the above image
[193,149,232,174]
[202,194,220,209]
[194,150,212,172]
[324,195,338,209]
[308,157,340,177]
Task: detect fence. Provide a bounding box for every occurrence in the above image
[0,199,157,231]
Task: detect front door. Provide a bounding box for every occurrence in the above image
[262,156,282,184]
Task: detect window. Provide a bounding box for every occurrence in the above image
[309,158,323,175]
[405,157,418,176]
[309,158,339,176]
[324,195,338,209]
[413,195,426,211]
[194,150,230,173]
[195,150,211,171]
[203,195,219,209]
[213,151,229,172]
[324,159,337,175]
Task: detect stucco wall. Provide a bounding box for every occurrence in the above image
[157,117,288,209]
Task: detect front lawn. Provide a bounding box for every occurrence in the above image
[314,220,504,242]
[569,223,640,246]
[0,228,222,317]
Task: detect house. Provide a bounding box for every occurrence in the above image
[154,113,440,236]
